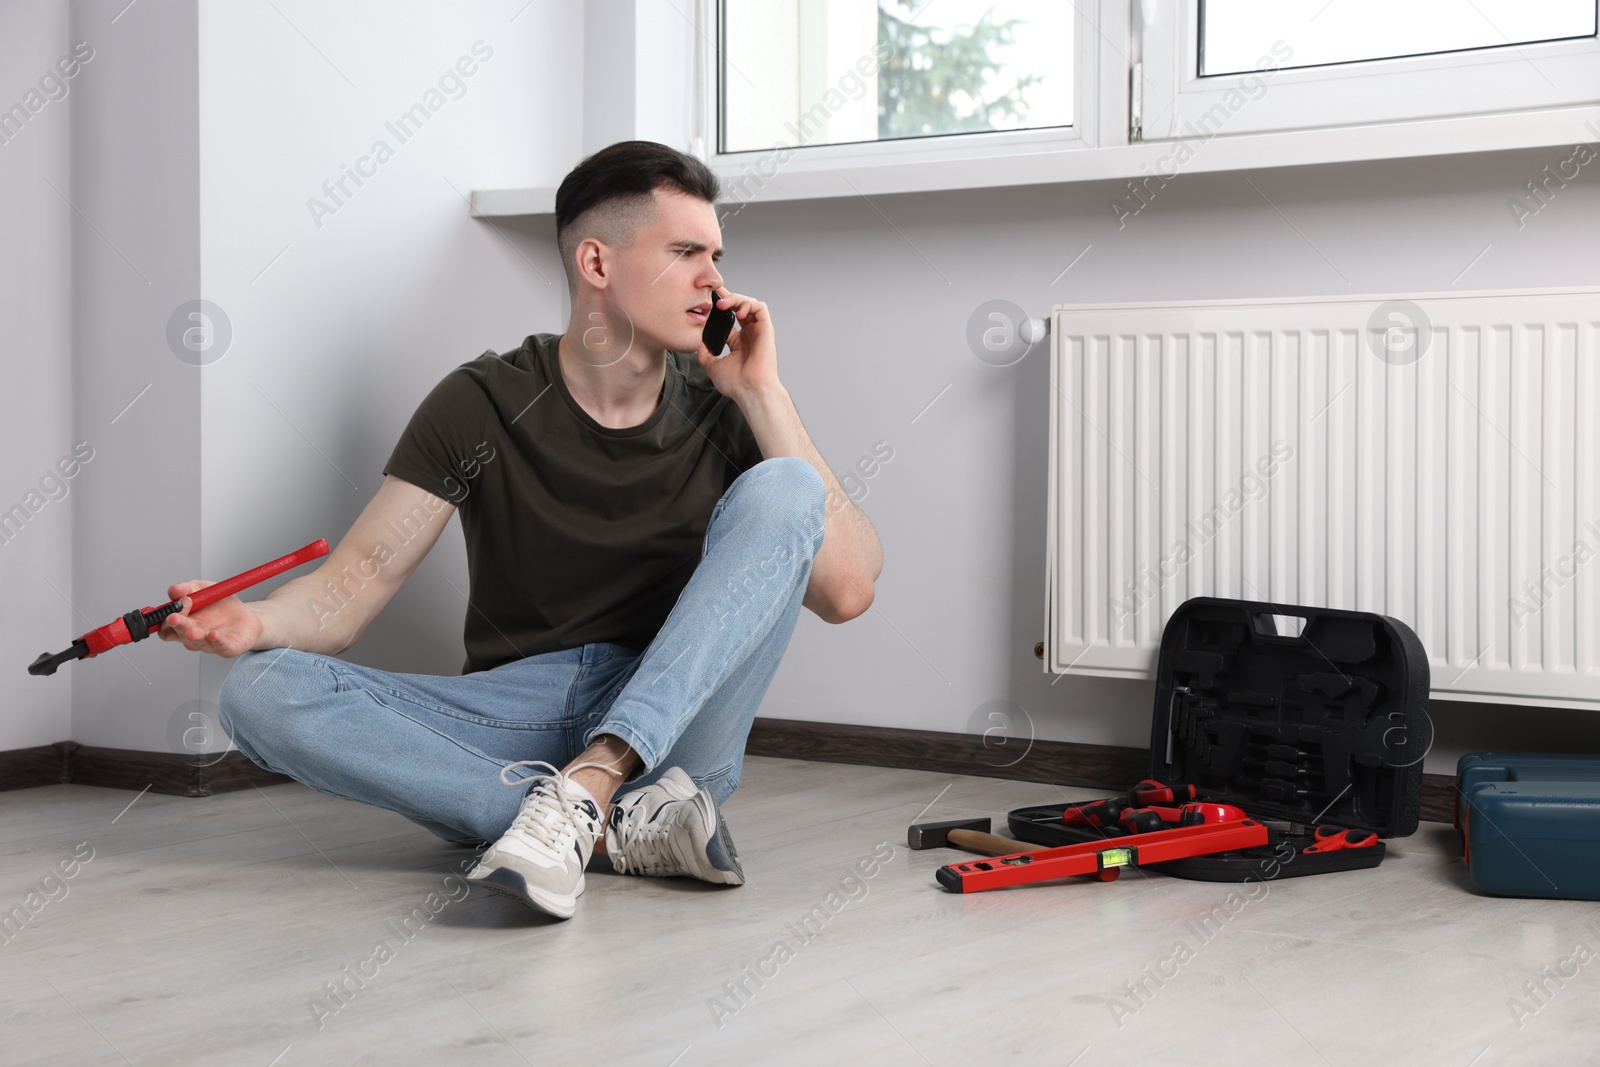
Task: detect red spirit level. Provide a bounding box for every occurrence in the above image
[28,539,329,676]
[936,802,1268,893]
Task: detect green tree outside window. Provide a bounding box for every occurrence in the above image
[877,1,1042,139]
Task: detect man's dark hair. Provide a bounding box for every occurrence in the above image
[554,141,720,292]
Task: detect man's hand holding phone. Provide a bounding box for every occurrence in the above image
[696,286,780,402]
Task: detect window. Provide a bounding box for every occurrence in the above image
[1199,0,1598,77]
[1142,0,1600,141]
[717,0,1085,157]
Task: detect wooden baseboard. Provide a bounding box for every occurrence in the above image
[0,741,291,797]
[0,744,71,791]
[747,717,1456,824]
[747,717,1150,792]
[193,752,297,795]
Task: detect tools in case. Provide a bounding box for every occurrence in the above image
[933,797,1269,894]
[917,598,1430,892]
[1008,598,1429,883]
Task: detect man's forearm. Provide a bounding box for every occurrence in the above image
[736,383,883,619]
[249,569,362,655]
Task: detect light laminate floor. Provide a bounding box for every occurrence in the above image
[1,757,1594,1066]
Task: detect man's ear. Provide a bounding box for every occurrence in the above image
[574,236,611,291]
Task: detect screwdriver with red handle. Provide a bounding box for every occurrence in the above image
[1127,779,1200,805]
[1061,797,1128,830]
[28,539,329,676]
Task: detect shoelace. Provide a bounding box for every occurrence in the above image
[609,800,686,876]
[497,759,622,856]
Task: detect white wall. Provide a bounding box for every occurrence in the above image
[193,0,582,723]
[0,0,74,751]
[50,0,581,752]
[585,0,696,156]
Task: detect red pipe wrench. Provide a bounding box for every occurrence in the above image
[28,539,329,676]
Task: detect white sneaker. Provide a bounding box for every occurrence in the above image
[467,760,607,919]
[605,767,745,885]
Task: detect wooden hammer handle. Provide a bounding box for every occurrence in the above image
[948,828,1041,855]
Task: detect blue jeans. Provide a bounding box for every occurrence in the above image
[218,457,826,846]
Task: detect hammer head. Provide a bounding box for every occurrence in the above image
[908,817,991,850]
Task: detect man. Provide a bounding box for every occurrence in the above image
[160,141,883,920]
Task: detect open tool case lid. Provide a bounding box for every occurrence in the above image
[1150,597,1429,838]
[1008,597,1429,881]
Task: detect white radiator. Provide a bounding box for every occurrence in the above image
[1044,287,1600,709]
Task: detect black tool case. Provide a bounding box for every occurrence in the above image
[1009,597,1430,880]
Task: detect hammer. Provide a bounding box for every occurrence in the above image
[907,817,1041,856]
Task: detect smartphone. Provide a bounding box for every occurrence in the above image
[702,290,736,357]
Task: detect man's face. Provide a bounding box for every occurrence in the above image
[604,188,724,356]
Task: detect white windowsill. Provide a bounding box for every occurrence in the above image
[468,104,1600,218]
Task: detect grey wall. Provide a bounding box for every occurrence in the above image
[0,0,74,750]
[67,0,203,751]
[718,148,1600,775]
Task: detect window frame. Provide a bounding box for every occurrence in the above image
[699,0,1124,183]
[468,0,1600,217]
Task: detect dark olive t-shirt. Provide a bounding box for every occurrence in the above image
[383,332,762,674]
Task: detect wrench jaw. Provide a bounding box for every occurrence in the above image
[29,641,89,677]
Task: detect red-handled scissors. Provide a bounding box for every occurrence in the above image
[1304,825,1378,853]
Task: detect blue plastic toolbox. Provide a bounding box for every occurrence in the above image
[1455,752,1600,850]
[1457,752,1600,900]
